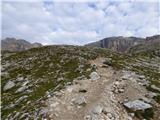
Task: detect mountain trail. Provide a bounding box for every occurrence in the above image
[46,57,149,120]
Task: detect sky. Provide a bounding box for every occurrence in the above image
[1,0,160,45]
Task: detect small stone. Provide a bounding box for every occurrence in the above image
[118,88,124,93]
[90,72,100,81]
[92,105,103,114]
[22,81,29,86]
[84,115,91,120]
[72,96,86,106]
[107,113,113,119]
[102,108,108,115]
[140,97,152,103]
[145,92,157,98]
[151,85,160,91]
[66,86,73,93]
[50,102,59,107]
[54,91,62,97]
[114,81,120,86]
[57,77,64,82]
[129,113,135,117]
[15,96,28,104]
[67,82,72,85]
[16,86,28,93]
[3,81,15,91]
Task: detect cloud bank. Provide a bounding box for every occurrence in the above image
[2,0,160,45]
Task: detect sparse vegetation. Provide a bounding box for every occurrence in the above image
[1,45,114,119]
[1,43,160,120]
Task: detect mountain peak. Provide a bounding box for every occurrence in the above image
[1,38,42,51]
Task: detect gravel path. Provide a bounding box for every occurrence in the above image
[46,58,148,120]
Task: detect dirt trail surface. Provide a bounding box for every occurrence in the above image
[46,58,150,120]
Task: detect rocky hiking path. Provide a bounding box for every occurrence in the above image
[46,58,153,120]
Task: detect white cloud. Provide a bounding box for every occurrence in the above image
[2,1,160,45]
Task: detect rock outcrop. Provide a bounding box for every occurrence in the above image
[86,36,144,52]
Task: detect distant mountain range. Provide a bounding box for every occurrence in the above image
[86,35,160,53]
[1,38,42,51]
[1,35,159,52]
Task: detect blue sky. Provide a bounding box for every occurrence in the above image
[2,0,160,45]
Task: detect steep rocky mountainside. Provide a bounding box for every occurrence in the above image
[1,44,160,120]
[1,38,42,51]
[128,35,160,54]
[86,35,159,53]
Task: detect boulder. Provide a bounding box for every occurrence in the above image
[3,81,15,91]
[90,72,100,81]
[123,100,152,111]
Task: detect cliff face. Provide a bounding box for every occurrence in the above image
[100,37,145,52]
[86,36,145,52]
[1,38,42,51]
[86,35,160,53]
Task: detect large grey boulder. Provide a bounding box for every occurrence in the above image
[124,100,152,111]
[3,81,15,91]
[90,72,100,81]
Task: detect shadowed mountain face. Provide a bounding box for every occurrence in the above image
[86,35,160,53]
[1,38,42,51]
